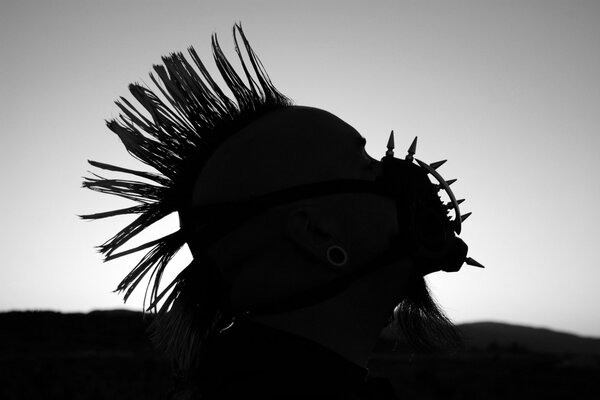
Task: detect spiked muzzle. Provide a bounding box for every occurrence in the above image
[181,131,483,314]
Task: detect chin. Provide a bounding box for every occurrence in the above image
[391,273,463,353]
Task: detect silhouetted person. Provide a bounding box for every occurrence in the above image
[83,24,483,399]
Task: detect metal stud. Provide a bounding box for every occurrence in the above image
[430,160,447,170]
[465,257,485,268]
[386,130,395,157]
[446,199,464,210]
[405,136,417,162]
[435,179,457,192]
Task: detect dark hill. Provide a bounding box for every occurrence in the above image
[2,311,600,356]
[458,321,600,355]
[1,311,599,400]
[0,310,155,355]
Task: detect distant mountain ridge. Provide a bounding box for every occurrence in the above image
[458,321,600,355]
[2,311,599,356]
[0,310,155,355]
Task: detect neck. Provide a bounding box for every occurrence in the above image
[248,257,414,368]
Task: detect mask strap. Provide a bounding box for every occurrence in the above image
[182,179,389,248]
[239,238,405,315]
[179,179,409,316]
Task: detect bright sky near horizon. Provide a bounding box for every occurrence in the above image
[2,0,599,338]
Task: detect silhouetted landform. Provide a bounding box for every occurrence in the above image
[459,321,600,355]
[372,320,600,356]
[0,310,170,400]
[1,311,598,399]
[0,310,156,355]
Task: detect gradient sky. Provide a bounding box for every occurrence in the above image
[2,0,599,337]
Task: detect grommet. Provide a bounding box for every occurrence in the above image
[327,245,348,267]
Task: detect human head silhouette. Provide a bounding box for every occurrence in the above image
[82,24,481,387]
[187,106,399,310]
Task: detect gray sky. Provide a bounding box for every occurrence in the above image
[2,0,600,337]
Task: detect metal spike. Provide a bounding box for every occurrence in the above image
[415,159,428,169]
[461,212,472,222]
[446,199,464,210]
[430,160,447,170]
[386,130,395,157]
[405,136,417,162]
[446,178,457,186]
[465,257,485,268]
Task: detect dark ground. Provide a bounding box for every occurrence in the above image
[1,311,598,399]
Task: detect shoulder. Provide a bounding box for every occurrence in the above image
[193,319,367,399]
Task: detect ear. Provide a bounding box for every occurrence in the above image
[283,207,344,265]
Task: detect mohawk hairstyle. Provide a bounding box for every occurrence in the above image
[81,24,291,371]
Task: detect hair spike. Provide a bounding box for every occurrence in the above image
[82,24,292,370]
